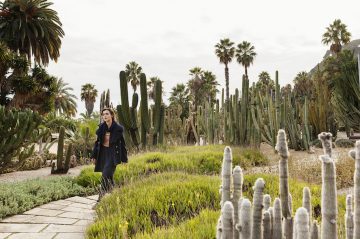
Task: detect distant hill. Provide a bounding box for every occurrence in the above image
[309,39,360,75]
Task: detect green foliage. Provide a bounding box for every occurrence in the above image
[135,209,220,239]
[329,50,360,132]
[75,145,269,187]
[86,172,220,238]
[0,106,45,173]
[0,177,95,219]
[42,112,77,133]
[0,0,64,65]
[335,138,355,148]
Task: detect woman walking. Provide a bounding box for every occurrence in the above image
[91,108,128,201]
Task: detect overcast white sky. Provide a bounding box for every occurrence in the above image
[47,0,360,116]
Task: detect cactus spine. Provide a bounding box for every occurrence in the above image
[232,166,243,238]
[221,146,232,207]
[263,211,272,239]
[302,187,312,228]
[264,194,271,211]
[222,201,234,239]
[252,178,265,239]
[240,199,252,239]
[349,140,360,238]
[320,154,338,239]
[273,198,282,239]
[275,129,293,238]
[345,194,354,239]
[294,207,310,239]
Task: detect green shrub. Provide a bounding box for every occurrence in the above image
[76,146,269,187]
[0,177,95,219]
[86,172,220,238]
[135,209,220,239]
[335,138,355,148]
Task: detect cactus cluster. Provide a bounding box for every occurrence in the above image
[217,130,360,239]
[116,71,164,149]
[51,126,73,174]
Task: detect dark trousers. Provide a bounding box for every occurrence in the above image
[99,145,117,197]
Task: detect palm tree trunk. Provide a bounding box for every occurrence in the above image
[245,66,248,79]
[225,63,229,110]
[85,100,94,117]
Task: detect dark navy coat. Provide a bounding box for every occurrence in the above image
[91,121,128,172]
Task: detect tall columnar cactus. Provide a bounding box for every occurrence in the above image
[302,187,312,228]
[273,198,282,239]
[232,166,243,238]
[139,73,150,148]
[252,178,265,239]
[294,207,310,239]
[117,71,140,148]
[275,129,293,238]
[239,75,250,145]
[345,194,354,239]
[310,221,319,239]
[152,79,164,145]
[240,199,252,239]
[221,146,232,207]
[263,211,271,239]
[51,126,73,174]
[319,154,338,239]
[349,140,360,238]
[222,201,234,239]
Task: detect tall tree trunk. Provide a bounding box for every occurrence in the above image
[225,63,229,111]
[245,66,248,79]
[85,100,94,117]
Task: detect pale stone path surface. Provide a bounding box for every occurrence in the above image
[0,195,99,239]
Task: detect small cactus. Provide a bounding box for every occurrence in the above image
[294,207,310,239]
[263,211,271,239]
[302,187,312,228]
[240,199,252,239]
[232,165,243,238]
[264,194,272,211]
[252,178,265,239]
[345,194,354,239]
[276,129,293,238]
[320,154,337,239]
[221,146,232,207]
[318,132,333,157]
[222,201,234,239]
[349,140,360,238]
[273,198,282,239]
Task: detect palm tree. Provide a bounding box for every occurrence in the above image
[169,83,190,120]
[235,41,257,78]
[0,0,65,65]
[322,19,351,55]
[202,71,219,104]
[215,38,235,104]
[125,61,142,93]
[53,78,77,117]
[256,71,274,95]
[293,71,313,103]
[81,83,98,117]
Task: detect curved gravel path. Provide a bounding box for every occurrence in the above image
[0,165,91,184]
